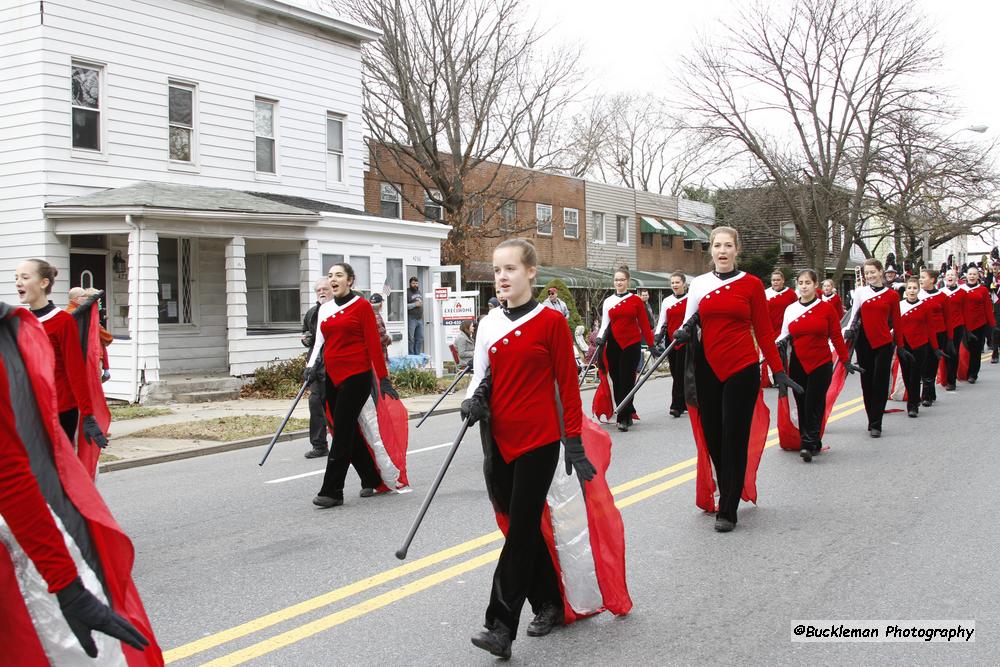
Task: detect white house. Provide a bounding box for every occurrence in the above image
[0,0,449,402]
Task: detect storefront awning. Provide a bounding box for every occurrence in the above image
[640,216,666,233]
[681,222,711,242]
[661,219,687,235]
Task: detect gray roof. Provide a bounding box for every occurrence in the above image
[46,182,328,216]
[245,191,365,216]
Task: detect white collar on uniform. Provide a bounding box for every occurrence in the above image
[478,302,545,349]
[605,292,635,309]
[899,298,922,315]
[683,271,746,324]
[316,294,361,321]
[765,286,789,299]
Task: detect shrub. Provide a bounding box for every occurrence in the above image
[390,366,439,395]
[536,278,582,332]
[241,353,308,399]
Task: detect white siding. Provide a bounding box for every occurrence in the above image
[677,199,716,227]
[585,181,637,271]
[635,190,679,220]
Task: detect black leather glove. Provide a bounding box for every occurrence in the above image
[303,365,319,384]
[844,328,856,343]
[933,348,945,360]
[563,435,596,481]
[897,347,915,365]
[301,332,315,349]
[845,362,864,375]
[776,338,790,357]
[56,578,149,658]
[653,331,665,347]
[379,376,398,400]
[773,371,804,396]
[460,376,491,425]
[652,344,666,358]
[966,331,979,346]
[81,415,107,448]
[594,336,605,348]
[672,313,699,344]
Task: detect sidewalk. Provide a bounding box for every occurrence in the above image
[99,372,659,473]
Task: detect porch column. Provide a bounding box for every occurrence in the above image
[129,227,161,400]
[226,237,248,376]
[301,239,320,318]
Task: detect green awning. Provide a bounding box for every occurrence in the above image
[681,222,711,242]
[660,219,687,236]
[640,216,666,233]
[625,269,672,289]
[534,266,611,289]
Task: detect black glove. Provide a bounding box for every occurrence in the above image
[653,331,665,347]
[843,328,856,343]
[460,376,491,425]
[946,339,957,358]
[56,578,149,658]
[301,332,315,349]
[773,371,804,396]
[652,344,666,358]
[81,415,107,448]
[967,331,979,346]
[379,376,399,400]
[933,348,945,360]
[897,348,915,365]
[594,336,605,348]
[845,362,864,375]
[776,338,790,357]
[563,435,596,481]
[672,314,699,344]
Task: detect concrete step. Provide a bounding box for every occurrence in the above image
[146,373,245,404]
[173,389,242,404]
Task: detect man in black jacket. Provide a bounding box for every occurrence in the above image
[302,278,332,458]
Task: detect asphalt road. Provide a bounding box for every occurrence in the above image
[98,360,999,666]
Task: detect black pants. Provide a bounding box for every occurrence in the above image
[788,356,832,452]
[59,407,79,446]
[485,441,561,637]
[308,376,329,450]
[900,344,928,412]
[921,333,946,402]
[855,331,892,431]
[695,360,759,524]
[318,371,381,498]
[606,333,640,425]
[965,325,989,380]
[666,346,687,413]
[945,325,965,386]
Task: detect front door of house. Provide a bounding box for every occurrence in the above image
[69,252,107,294]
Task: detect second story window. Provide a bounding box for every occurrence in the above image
[500,199,517,233]
[536,204,553,235]
[326,113,345,185]
[255,98,276,174]
[424,190,443,221]
[616,215,629,246]
[169,82,195,162]
[71,63,102,151]
[380,182,401,218]
[592,212,606,244]
[564,208,579,239]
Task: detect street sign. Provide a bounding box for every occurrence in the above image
[434,287,449,300]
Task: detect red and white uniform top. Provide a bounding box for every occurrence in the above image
[654,292,688,340]
[960,282,997,331]
[917,288,951,339]
[307,294,388,385]
[776,298,849,374]
[845,285,901,348]
[683,271,783,382]
[764,286,798,336]
[942,284,967,331]
[896,299,940,350]
[597,292,654,348]
[33,305,94,416]
[466,303,581,463]
[821,291,845,319]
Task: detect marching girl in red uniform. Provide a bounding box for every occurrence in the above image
[942,268,968,389]
[917,268,952,405]
[960,265,996,384]
[673,227,801,533]
[821,279,845,319]
[462,239,630,658]
[896,277,942,417]
[762,269,797,387]
[304,263,404,508]
[653,271,689,418]
[775,269,854,462]
[15,260,107,454]
[594,266,654,431]
[844,258,901,438]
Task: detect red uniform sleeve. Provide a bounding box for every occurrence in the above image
[751,282,783,375]
[941,296,953,340]
[361,303,389,379]
[636,299,654,346]
[551,316,583,440]
[828,308,849,363]
[0,365,78,593]
[57,314,94,417]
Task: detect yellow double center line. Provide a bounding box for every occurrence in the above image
[167,394,865,665]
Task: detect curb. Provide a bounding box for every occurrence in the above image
[98,380,616,473]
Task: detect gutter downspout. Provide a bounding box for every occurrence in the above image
[124,215,142,403]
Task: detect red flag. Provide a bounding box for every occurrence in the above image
[75,299,111,478]
[958,343,970,381]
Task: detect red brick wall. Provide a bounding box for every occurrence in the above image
[636,229,710,275]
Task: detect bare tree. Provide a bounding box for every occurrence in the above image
[679,0,943,280]
[342,0,580,266]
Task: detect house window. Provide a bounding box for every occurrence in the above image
[684,238,694,251]
[321,253,345,274]
[71,63,102,151]
[536,204,553,235]
[322,254,371,300]
[780,221,797,253]
[386,258,404,321]
[380,182,401,218]
[157,238,194,325]
[592,212,606,244]
[661,233,673,248]
[641,232,654,248]
[254,98,277,173]
[246,253,299,325]
[564,208,579,239]
[467,206,484,227]
[616,215,629,246]
[326,113,345,184]
[168,82,195,162]
[425,190,443,222]
[500,199,517,233]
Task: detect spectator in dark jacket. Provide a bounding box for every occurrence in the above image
[302,278,332,459]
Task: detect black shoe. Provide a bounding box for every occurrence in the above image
[526,603,563,637]
[869,428,881,438]
[907,409,918,418]
[471,622,513,659]
[991,355,998,364]
[968,377,977,384]
[714,515,735,532]
[616,422,629,432]
[799,448,812,463]
[669,408,682,418]
[921,400,932,407]
[359,487,377,498]
[304,447,329,459]
[945,384,956,391]
[312,495,343,508]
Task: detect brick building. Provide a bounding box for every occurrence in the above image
[635,190,712,276]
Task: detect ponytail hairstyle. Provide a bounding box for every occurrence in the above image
[495,238,538,284]
[613,264,631,281]
[27,259,58,295]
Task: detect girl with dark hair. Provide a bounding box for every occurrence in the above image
[960,265,996,383]
[917,268,952,405]
[775,269,854,462]
[895,276,942,417]
[15,260,107,458]
[654,271,689,417]
[673,227,801,532]
[762,269,797,387]
[844,258,902,438]
[593,266,654,431]
[305,263,406,508]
